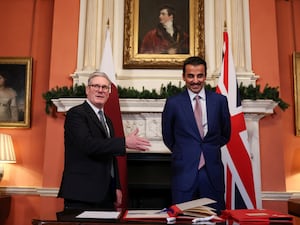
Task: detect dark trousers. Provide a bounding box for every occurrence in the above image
[64,197,114,210]
[64,177,116,210]
[172,166,225,215]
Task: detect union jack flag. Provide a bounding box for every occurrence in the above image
[216,31,257,209]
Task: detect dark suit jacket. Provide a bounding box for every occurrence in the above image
[162,89,231,192]
[58,101,126,203]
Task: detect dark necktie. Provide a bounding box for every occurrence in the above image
[98,110,114,177]
[194,95,205,169]
[98,110,109,137]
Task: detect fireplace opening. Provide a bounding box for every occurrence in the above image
[127,153,172,209]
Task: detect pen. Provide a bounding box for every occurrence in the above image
[155,208,168,214]
[155,208,174,214]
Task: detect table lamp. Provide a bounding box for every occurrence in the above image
[0,133,16,179]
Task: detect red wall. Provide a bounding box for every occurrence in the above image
[275,0,300,191]
[249,0,300,192]
[0,0,299,224]
[249,0,286,191]
[0,0,79,224]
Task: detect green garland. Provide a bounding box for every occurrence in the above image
[42,83,289,114]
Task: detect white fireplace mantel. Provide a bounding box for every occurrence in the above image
[51,98,277,155]
[52,98,277,114]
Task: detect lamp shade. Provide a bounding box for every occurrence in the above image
[0,133,16,163]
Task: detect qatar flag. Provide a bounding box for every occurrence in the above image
[100,27,127,207]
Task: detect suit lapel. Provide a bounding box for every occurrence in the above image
[205,90,216,135]
[83,101,109,137]
[105,116,114,137]
[181,90,201,140]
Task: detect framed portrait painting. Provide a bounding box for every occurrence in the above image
[123,0,204,69]
[294,52,300,136]
[0,57,33,128]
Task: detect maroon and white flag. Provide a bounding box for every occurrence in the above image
[100,28,127,207]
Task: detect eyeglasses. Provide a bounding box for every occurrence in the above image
[88,84,110,92]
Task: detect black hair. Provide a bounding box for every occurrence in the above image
[159,4,176,18]
[182,56,207,75]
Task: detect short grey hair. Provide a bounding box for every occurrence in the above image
[87,72,112,85]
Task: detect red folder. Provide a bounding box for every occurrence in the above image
[222,209,293,222]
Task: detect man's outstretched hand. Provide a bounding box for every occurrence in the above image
[125,128,151,151]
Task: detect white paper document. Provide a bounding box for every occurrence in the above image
[124,209,169,219]
[76,211,121,219]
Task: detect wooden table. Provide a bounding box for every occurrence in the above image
[32,209,295,225]
[32,219,296,225]
[0,195,11,224]
[288,198,300,217]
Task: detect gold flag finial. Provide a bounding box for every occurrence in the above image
[106,19,110,28]
[224,21,227,31]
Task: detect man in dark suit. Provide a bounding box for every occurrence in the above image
[58,72,151,210]
[162,56,231,215]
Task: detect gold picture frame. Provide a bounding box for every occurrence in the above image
[123,0,204,69]
[294,52,300,136]
[0,57,33,128]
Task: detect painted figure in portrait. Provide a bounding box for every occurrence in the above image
[0,72,18,122]
[139,1,189,54]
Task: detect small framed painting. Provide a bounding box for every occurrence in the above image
[0,57,33,128]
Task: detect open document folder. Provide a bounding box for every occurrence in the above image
[123,198,222,221]
[123,209,170,219]
[169,197,217,217]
